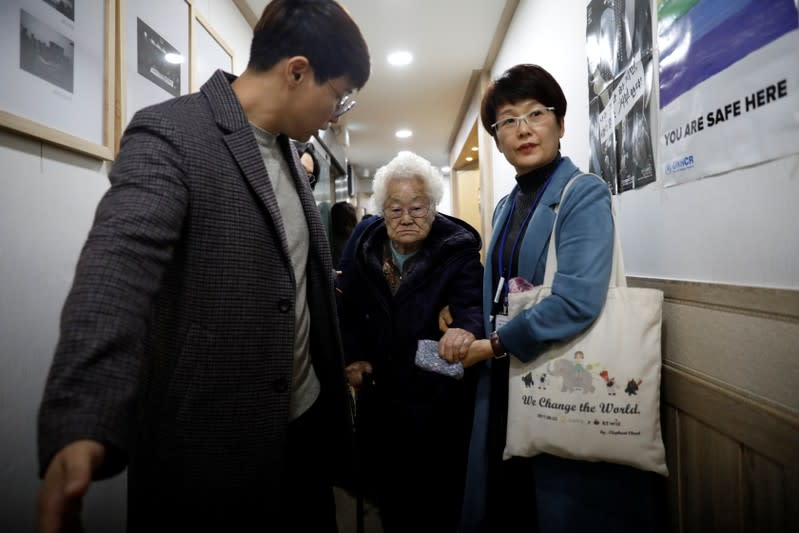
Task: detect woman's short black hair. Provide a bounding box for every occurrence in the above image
[248,0,370,89]
[481,64,567,139]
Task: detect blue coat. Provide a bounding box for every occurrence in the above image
[462,158,656,532]
[484,157,612,359]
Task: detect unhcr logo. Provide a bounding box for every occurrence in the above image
[665,155,694,175]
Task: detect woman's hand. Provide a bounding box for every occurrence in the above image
[461,339,494,368]
[345,361,374,389]
[438,327,475,363]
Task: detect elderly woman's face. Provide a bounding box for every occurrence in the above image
[383,177,434,253]
[495,99,564,175]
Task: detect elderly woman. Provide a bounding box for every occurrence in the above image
[336,151,483,532]
[450,64,657,532]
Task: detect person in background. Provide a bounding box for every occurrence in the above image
[329,200,357,266]
[336,151,483,532]
[36,1,369,531]
[447,64,657,532]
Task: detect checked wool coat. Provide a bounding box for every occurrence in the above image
[37,70,352,530]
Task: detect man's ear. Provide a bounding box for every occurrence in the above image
[286,56,311,86]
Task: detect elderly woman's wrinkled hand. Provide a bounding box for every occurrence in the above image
[438,328,475,364]
[345,361,374,389]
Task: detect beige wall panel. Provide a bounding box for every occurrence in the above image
[679,415,742,532]
[454,169,483,244]
[663,406,682,533]
[741,450,789,532]
[628,278,799,319]
[662,302,799,411]
[663,366,798,467]
[636,280,798,532]
[786,468,799,532]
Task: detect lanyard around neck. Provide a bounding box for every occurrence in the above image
[494,159,563,305]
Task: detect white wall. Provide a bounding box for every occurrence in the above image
[192,0,254,74]
[439,174,453,215]
[489,0,592,202]
[0,3,251,529]
[473,0,799,289]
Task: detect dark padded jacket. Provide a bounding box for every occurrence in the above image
[337,212,484,402]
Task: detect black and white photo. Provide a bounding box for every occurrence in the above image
[617,57,656,191]
[43,0,75,22]
[136,18,181,97]
[19,9,74,93]
[589,96,617,194]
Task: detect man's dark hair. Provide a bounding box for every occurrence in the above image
[481,64,567,139]
[248,0,370,89]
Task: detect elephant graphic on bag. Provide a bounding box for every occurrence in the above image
[547,358,596,393]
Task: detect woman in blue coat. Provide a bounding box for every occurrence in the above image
[453,65,657,532]
[337,151,484,532]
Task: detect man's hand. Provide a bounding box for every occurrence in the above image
[437,305,453,333]
[345,361,374,389]
[38,439,106,533]
[438,328,475,364]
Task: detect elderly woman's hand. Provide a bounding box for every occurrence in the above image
[345,361,374,389]
[438,328,475,364]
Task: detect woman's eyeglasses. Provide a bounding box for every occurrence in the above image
[491,106,556,133]
[383,205,430,220]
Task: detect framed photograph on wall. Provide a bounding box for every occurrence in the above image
[118,0,190,144]
[191,12,234,92]
[0,0,115,160]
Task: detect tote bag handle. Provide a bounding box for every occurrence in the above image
[542,174,626,289]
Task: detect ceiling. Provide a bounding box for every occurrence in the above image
[240,0,515,177]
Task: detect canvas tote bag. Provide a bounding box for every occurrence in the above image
[503,174,668,476]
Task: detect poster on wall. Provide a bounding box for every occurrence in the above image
[658,0,799,186]
[586,0,656,194]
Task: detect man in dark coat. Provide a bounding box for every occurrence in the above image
[36,1,370,531]
[336,151,484,532]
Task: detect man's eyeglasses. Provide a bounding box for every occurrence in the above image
[328,82,357,119]
[491,106,556,133]
[383,205,430,220]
